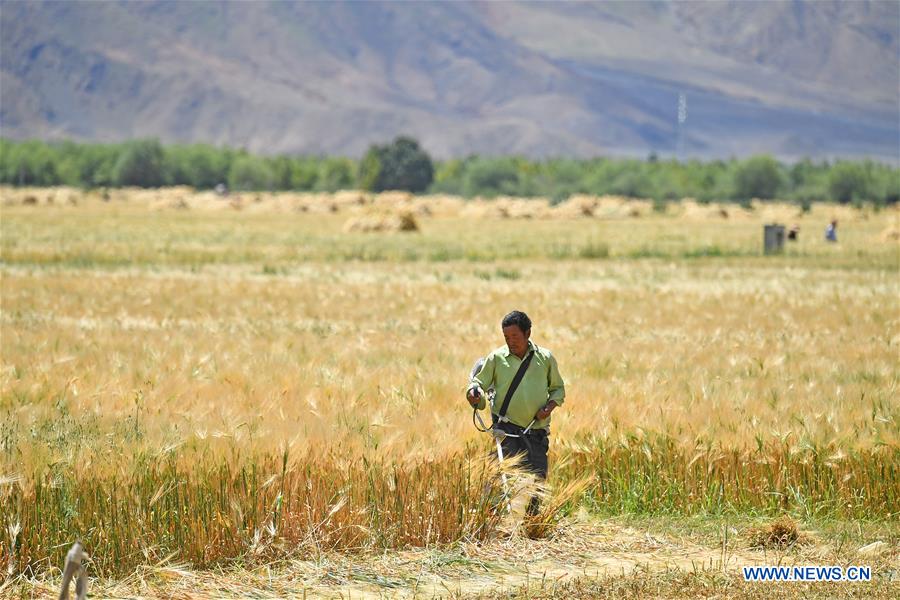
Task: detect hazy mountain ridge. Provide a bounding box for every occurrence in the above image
[1,0,897,160]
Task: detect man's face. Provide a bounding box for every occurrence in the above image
[503,325,530,358]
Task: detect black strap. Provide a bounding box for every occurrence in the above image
[496,350,534,420]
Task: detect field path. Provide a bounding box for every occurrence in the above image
[389,521,764,599]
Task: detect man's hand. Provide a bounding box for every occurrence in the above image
[534,401,557,420]
[467,386,482,407]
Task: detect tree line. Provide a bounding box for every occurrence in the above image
[1,137,897,205]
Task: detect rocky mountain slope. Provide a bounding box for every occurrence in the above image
[1,0,897,159]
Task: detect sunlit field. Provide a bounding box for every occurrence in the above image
[1,187,898,596]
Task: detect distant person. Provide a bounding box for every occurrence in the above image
[787,224,799,241]
[825,220,838,242]
[467,310,566,515]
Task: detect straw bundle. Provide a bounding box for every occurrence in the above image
[343,209,420,233]
[751,201,802,222]
[148,187,192,210]
[333,190,372,207]
[459,200,498,219]
[559,195,643,219]
[677,199,707,219]
[370,190,441,218]
[300,193,340,213]
[372,191,413,208]
[554,194,600,218]
[623,200,653,218]
[416,194,466,217]
[2,186,49,206]
[0,186,86,207]
[676,200,739,220]
[810,203,868,222]
[492,196,552,219]
[151,197,191,210]
[879,225,900,243]
[747,516,809,549]
[410,201,433,217]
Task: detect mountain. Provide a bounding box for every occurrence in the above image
[1,0,897,160]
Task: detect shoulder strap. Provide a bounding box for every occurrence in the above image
[496,350,534,420]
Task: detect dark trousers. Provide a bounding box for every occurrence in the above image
[494,420,549,515]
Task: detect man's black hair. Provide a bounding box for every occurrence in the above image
[501,310,531,334]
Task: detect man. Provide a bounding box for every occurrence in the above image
[467,310,566,514]
[825,219,838,242]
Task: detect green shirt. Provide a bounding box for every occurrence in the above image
[470,340,566,430]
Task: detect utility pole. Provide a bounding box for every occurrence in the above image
[676,91,688,161]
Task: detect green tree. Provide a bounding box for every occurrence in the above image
[608,162,656,198]
[164,144,231,189]
[359,136,434,193]
[317,158,355,192]
[463,159,520,197]
[879,166,900,205]
[289,158,320,190]
[0,140,63,185]
[733,155,783,200]
[58,141,118,188]
[228,155,273,191]
[533,158,587,201]
[429,158,465,195]
[113,139,166,187]
[357,150,382,192]
[828,162,870,204]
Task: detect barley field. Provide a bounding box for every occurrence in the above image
[1,187,898,597]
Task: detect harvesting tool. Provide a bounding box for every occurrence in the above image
[469,358,536,514]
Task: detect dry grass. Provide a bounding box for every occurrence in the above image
[522,476,593,539]
[747,516,809,549]
[0,188,898,586]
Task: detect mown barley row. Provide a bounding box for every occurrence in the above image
[1,438,897,578]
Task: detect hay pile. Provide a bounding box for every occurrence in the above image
[333,190,372,207]
[460,197,552,219]
[6,187,894,233]
[751,201,802,222]
[554,194,601,218]
[1,186,84,206]
[622,199,653,218]
[371,191,413,208]
[879,225,900,243]
[560,195,652,219]
[371,192,465,218]
[498,196,552,219]
[234,191,372,214]
[677,200,737,220]
[747,516,809,549]
[149,189,195,210]
[551,195,658,219]
[416,194,466,217]
[343,209,420,233]
[370,191,432,217]
[289,193,333,213]
[126,186,191,208]
[677,199,710,219]
[179,190,231,211]
[809,202,870,223]
[593,195,630,218]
